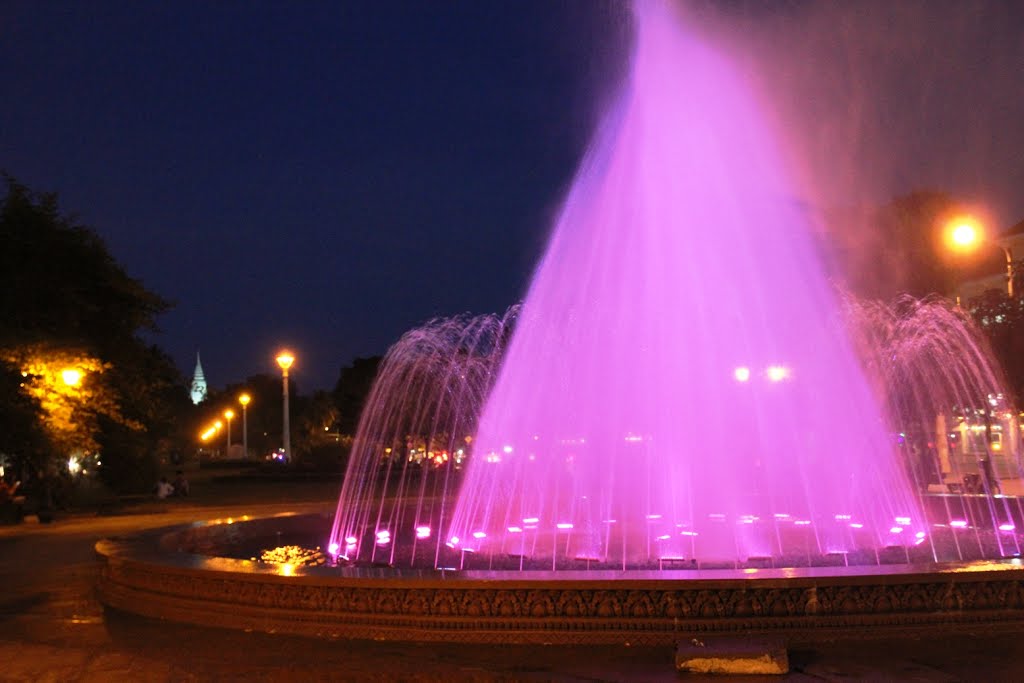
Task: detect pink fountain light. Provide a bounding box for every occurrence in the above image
[445,0,923,566]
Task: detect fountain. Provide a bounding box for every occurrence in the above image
[97,1,1024,643]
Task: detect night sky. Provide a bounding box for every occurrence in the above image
[2,1,1023,391]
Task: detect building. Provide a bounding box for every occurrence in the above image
[190,352,208,405]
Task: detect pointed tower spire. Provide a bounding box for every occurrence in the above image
[190,351,208,405]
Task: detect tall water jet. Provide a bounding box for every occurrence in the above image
[445,1,923,567]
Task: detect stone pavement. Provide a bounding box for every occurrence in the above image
[2,481,1024,681]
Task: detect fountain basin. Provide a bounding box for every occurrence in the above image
[96,513,1024,644]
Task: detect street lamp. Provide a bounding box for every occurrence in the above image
[224,409,235,455]
[944,215,1013,298]
[276,351,295,461]
[61,368,83,387]
[238,393,251,459]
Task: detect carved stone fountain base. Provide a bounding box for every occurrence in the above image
[95,513,1024,644]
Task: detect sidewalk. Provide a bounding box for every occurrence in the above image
[2,479,1024,681]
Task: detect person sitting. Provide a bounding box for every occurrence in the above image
[172,470,190,497]
[156,476,174,499]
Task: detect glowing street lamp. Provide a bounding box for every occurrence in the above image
[61,368,83,387]
[276,351,295,461]
[945,217,981,253]
[238,393,251,460]
[944,215,1013,297]
[199,424,218,442]
[224,409,235,454]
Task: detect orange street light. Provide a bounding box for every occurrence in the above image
[276,351,295,372]
[61,368,83,387]
[945,216,982,253]
[944,215,1013,297]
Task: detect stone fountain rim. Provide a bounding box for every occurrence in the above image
[95,511,1024,644]
[96,511,1024,587]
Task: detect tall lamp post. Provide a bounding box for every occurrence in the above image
[214,420,223,457]
[945,215,1009,468]
[276,351,295,461]
[238,393,251,459]
[224,409,234,456]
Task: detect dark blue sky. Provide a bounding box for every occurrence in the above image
[1,1,630,391]
[2,1,1022,391]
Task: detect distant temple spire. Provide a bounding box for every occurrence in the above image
[190,352,208,405]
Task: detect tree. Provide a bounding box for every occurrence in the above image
[0,176,186,491]
[293,390,348,472]
[835,191,969,300]
[332,356,382,435]
[0,176,168,349]
[966,290,1024,402]
[0,361,49,469]
[97,343,192,491]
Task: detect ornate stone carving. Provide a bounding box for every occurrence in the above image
[94,517,1024,644]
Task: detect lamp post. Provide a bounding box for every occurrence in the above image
[224,409,234,455]
[214,420,223,457]
[945,216,1013,298]
[238,393,251,459]
[276,351,295,461]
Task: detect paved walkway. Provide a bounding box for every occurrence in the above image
[2,481,1024,681]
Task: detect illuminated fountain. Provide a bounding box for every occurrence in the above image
[329,1,1023,571]
[98,1,1024,643]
